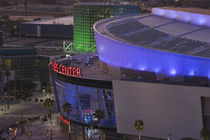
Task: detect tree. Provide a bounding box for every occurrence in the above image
[43,98,54,140]
[200,128,209,140]
[43,98,54,118]
[4,80,37,98]
[93,109,105,140]
[134,120,144,140]
[43,83,53,99]
[62,102,72,134]
[5,69,10,84]
[9,25,19,37]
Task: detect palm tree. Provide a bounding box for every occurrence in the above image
[5,69,10,84]
[4,69,10,109]
[134,120,144,140]
[43,98,54,140]
[93,109,105,140]
[43,83,53,99]
[200,128,209,140]
[62,102,72,134]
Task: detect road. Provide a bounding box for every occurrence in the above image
[0,101,48,130]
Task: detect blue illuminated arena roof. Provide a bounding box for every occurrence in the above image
[95,8,210,58]
[94,8,210,79]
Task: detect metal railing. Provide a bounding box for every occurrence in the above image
[63,41,96,55]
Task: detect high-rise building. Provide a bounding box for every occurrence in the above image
[0,48,50,91]
[73,3,140,53]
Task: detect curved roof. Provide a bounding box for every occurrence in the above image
[158,7,210,16]
[94,12,210,58]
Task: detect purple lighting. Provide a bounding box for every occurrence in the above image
[152,8,210,27]
[170,69,176,76]
[94,9,210,80]
[189,70,196,76]
[165,10,177,19]
[94,28,210,79]
[140,66,146,71]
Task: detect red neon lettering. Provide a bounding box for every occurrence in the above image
[62,65,65,74]
[51,61,82,78]
[54,63,58,72]
[59,64,62,73]
[60,114,70,125]
[73,68,77,77]
[65,66,69,75]
[77,68,81,77]
[67,67,71,76]
[69,67,72,76]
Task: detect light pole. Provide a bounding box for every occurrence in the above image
[4,91,7,118]
[50,121,53,140]
[7,90,9,109]
[167,133,172,140]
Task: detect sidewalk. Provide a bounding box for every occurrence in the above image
[0,100,48,131]
[0,114,69,140]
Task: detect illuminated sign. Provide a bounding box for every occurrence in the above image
[51,61,82,78]
[63,41,96,54]
[60,114,70,125]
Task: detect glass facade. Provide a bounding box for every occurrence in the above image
[73,3,140,53]
[53,78,116,128]
[0,55,50,86]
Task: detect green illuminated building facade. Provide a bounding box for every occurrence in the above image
[73,3,140,53]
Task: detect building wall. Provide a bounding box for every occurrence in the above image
[113,80,210,139]
[51,74,116,128]
[20,24,73,38]
[0,55,50,91]
[73,3,140,53]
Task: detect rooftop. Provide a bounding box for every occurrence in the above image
[55,54,210,88]
[74,2,137,6]
[23,16,73,25]
[55,53,121,82]
[0,47,37,56]
[94,12,210,58]
[159,7,210,15]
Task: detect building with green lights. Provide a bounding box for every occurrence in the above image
[73,3,140,53]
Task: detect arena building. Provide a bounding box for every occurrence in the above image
[94,7,210,82]
[51,7,210,140]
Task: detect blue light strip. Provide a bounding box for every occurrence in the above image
[94,31,210,78]
[152,8,210,27]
